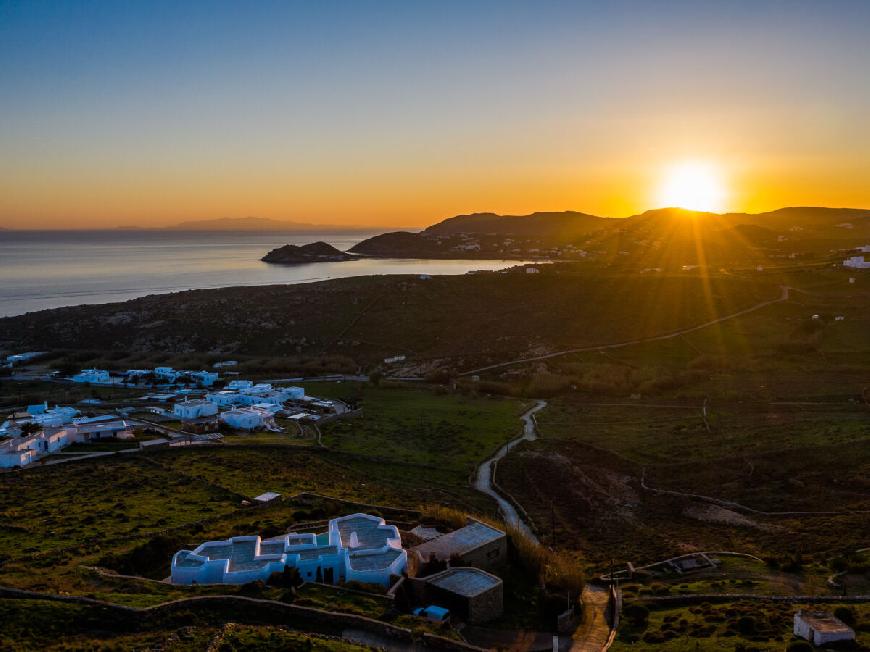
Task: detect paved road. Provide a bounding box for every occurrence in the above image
[474,400,547,543]
[462,286,791,376]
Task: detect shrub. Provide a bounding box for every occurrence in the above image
[786,640,813,652]
[737,615,756,635]
[833,606,856,627]
[623,604,649,627]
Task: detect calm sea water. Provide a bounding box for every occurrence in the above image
[0,230,522,317]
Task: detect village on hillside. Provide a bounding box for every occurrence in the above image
[0,363,341,468]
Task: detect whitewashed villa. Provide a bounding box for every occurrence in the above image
[71,368,112,384]
[171,513,406,587]
[219,408,268,431]
[173,399,219,420]
[205,390,242,407]
[843,255,869,269]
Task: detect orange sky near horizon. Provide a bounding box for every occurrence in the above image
[1,2,868,230]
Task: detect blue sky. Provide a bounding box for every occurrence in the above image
[1,1,868,227]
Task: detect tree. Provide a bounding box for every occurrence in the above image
[833,606,856,627]
[20,422,42,436]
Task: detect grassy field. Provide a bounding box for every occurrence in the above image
[0,378,144,411]
[0,383,522,604]
[0,272,785,370]
[0,598,380,651]
[309,383,527,477]
[494,285,869,567]
[613,600,870,650]
[497,397,870,566]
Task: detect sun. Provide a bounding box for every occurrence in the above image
[657,161,727,213]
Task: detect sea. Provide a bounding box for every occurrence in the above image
[0,230,522,318]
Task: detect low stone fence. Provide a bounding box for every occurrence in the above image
[633,593,870,606]
[0,586,485,650]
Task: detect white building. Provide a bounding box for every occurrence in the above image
[173,399,219,420]
[213,360,238,368]
[187,371,219,387]
[153,367,179,383]
[70,419,133,442]
[5,352,44,365]
[32,405,79,427]
[220,408,266,431]
[26,402,48,415]
[793,611,855,646]
[284,386,305,400]
[171,513,406,587]
[0,428,74,468]
[227,379,254,390]
[843,255,870,269]
[236,390,286,407]
[205,390,242,407]
[71,369,112,384]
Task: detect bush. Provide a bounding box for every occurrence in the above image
[99,534,184,579]
[786,640,813,652]
[736,615,757,635]
[624,604,649,627]
[833,606,856,627]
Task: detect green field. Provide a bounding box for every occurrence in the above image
[0,598,382,651]
[613,601,870,650]
[309,383,527,476]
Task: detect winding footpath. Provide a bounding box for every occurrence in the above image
[462,285,791,376]
[474,400,547,543]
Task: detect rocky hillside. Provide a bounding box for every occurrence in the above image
[262,241,355,264]
[350,207,870,266]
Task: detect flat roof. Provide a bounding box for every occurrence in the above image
[299,545,339,560]
[412,521,504,561]
[797,611,854,633]
[427,567,502,597]
[348,548,403,571]
[336,515,394,549]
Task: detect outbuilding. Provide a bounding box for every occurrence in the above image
[793,610,855,646]
[422,567,503,624]
[411,520,507,572]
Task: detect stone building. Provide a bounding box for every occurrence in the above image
[422,567,503,624]
[410,520,506,573]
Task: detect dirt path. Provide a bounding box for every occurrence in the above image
[474,400,547,543]
[462,286,791,376]
[571,585,612,652]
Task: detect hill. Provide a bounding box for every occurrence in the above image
[0,270,785,371]
[261,241,356,264]
[350,207,870,266]
[423,210,609,237]
[167,217,373,232]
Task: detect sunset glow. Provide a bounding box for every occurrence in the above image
[657,162,728,213]
[0,2,869,228]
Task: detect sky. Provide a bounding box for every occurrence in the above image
[1,0,869,229]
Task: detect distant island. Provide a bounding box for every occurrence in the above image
[261,241,356,264]
[167,216,395,233]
